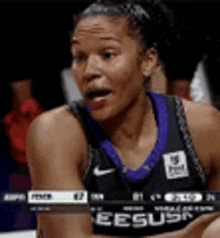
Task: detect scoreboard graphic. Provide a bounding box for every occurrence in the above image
[1,190,219,214]
[1,190,220,236]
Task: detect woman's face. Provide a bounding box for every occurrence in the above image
[71,16,151,121]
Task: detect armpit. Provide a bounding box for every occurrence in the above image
[37,228,47,238]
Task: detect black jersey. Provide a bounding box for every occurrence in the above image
[69,92,207,237]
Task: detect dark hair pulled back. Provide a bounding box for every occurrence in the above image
[73,0,180,64]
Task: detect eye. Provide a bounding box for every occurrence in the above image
[72,54,85,63]
[102,51,116,60]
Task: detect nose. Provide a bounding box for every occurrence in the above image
[83,55,102,81]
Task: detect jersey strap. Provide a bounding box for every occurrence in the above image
[173,96,207,185]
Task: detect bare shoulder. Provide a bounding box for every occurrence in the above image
[28,105,82,139]
[183,100,220,128]
[182,100,220,142]
[201,216,220,238]
[27,105,87,160]
[182,100,220,188]
[26,105,88,190]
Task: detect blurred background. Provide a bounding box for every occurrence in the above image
[0,0,220,234]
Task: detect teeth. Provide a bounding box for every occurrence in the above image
[86,89,111,99]
[93,97,106,102]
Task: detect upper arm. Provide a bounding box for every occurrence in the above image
[27,106,87,189]
[206,108,220,190]
[184,101,220,190]
[26,106,94,238]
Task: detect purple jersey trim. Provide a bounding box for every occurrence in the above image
[85,92,168,182]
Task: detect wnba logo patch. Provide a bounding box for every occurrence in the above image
[163,151,189,179]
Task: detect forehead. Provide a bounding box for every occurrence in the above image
[73,16,129,39]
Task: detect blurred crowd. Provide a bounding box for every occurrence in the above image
[0,1,220,233]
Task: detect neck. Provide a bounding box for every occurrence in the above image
[101,93,155,150]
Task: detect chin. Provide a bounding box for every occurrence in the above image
[89,109,109,122]
[90,107,118,123]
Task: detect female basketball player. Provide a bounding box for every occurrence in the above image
[27,0,220,237]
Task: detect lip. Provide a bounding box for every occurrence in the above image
[86,91,113,111]
[84,88,113,111]
[87,99,107,111]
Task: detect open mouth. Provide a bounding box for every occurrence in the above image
[85,88,112,100]
[85,88,112,111]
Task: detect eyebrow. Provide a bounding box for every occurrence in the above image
[70,36,121,45]
[99,36,121,42]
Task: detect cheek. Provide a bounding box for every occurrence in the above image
[71,61,83,82]
[109,55,138,78]
[110,56,142,89]
[71,69,78,85]
[71,68,84,93]
[71,67,78,80]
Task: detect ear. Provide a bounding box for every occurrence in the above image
[141,48,159,78]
